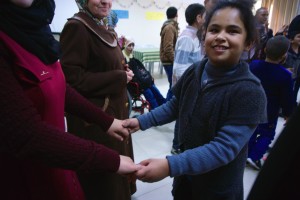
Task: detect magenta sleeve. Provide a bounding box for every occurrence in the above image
[65,85,114,132]
[0,61,120,173]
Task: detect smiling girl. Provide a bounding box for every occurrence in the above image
[123,0,267,199]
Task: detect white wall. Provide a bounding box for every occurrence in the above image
[51,0,204,48]
[112,0,204,48]
[51,0,265,48]
[51,0,78,33]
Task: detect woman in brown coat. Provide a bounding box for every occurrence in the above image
[60,0,135,200]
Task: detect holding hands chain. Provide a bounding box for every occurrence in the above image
[115,118,170,183]
[117,156,170,183]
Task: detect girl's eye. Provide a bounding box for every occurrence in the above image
[209,28,218,33]
[228,29,239,34]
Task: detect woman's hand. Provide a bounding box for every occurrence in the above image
[117,155,141,175]
[125,69,134,83]
[106,119,130,141]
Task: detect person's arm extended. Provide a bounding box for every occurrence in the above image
[134,124,256,183]
[122,97,178,133]
[167,124,257,176]
[137,96,178,130]
[0,61,120,173]
[65,85,129,141]
[65,85,113,131]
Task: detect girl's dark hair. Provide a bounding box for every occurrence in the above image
[204,0,257,46]
[185,3,206,26]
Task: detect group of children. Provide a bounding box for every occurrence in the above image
[246,14,300,170]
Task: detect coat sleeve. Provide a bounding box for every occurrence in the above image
[137,97,178,130]
[65,84,114,131]
[0,58,120,173]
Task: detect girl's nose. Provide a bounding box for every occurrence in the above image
[215,31,225,41]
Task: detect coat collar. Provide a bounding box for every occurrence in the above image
[70,12,117,47]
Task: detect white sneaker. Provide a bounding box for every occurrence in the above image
[247,158,262,170]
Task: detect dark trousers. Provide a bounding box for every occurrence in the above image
[163,64,173,101]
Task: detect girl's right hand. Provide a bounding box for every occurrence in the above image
[122,118,140,134]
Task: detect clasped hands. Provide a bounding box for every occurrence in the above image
[109,118,170,183]
[118,156,170,183]
[106,118,139,141]
[106,117,141,142]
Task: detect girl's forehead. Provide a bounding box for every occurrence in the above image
[212,7,239,18]
[209,7,242,25]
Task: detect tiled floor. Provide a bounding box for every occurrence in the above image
[130,64,285,200]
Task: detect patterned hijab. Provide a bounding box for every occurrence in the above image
[0,0,60,64]
[107,10,118,29]
[75,0,106,26]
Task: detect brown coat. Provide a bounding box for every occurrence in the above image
[160,19,179,65]
[60,12,135,200]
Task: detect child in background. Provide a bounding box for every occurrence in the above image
[247,104,300,200]
[171,2,206,155]
[160,6,179,101]
[247,35,294,170]
[172,3,206,86]
[122,38,166,110]
[124,0,267,199]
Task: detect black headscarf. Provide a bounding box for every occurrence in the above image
[287,15,300,39]
[0,0,60,64]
